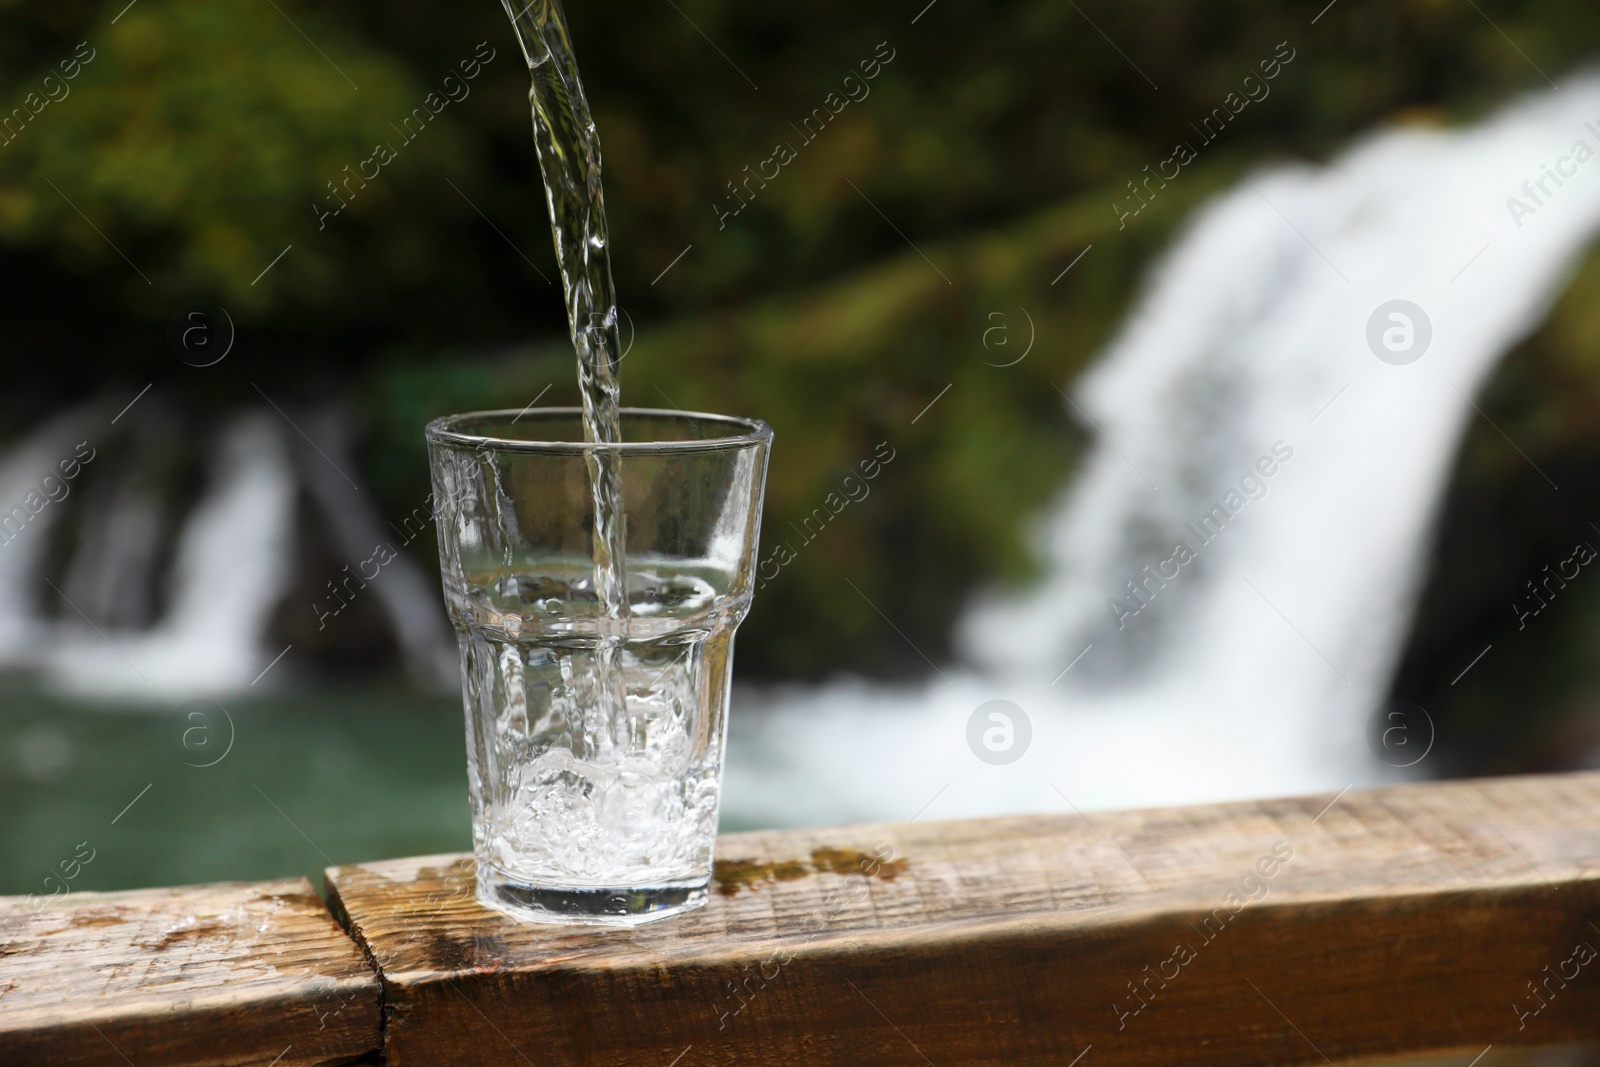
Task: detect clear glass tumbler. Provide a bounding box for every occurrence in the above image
[425,408,772,925]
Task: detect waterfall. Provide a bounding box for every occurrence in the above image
[39,414,298,699]
[724,75,1600,828]
[293,409,456,690]
[60,412,179,631]
[0,407,98,655]
[0,395,461,701]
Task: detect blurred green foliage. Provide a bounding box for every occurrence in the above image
[3,0,1600,677]
[0,0,478,319]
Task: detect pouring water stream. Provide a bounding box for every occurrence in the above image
[498,0,631,749]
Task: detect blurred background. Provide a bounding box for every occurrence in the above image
[5,0,1600,949]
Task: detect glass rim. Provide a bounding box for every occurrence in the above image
[425,407,773,455]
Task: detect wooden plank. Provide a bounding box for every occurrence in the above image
[326,771,1600,1067]
[0,877,380,1067]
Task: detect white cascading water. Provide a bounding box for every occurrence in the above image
[41,414,298,698]
[0,407,97,657]
[724,75,1600,828]
[295,409,458,690]
[60,420,172,631]
[0,401,462,701]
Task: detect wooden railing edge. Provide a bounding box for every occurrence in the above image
[0,875,384,1066]
[5,771,1600,1065]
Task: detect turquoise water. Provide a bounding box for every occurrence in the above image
[0,684,775,897]
[0,687,473,896]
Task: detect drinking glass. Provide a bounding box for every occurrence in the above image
[426,408,772,925]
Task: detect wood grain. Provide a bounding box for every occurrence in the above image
[326,772,1600,1067]
[0,877,380,1066]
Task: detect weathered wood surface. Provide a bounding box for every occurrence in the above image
[327,772,1600,1067]
[0,877,381,1066]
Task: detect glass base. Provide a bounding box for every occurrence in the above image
[477,870,709,927]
